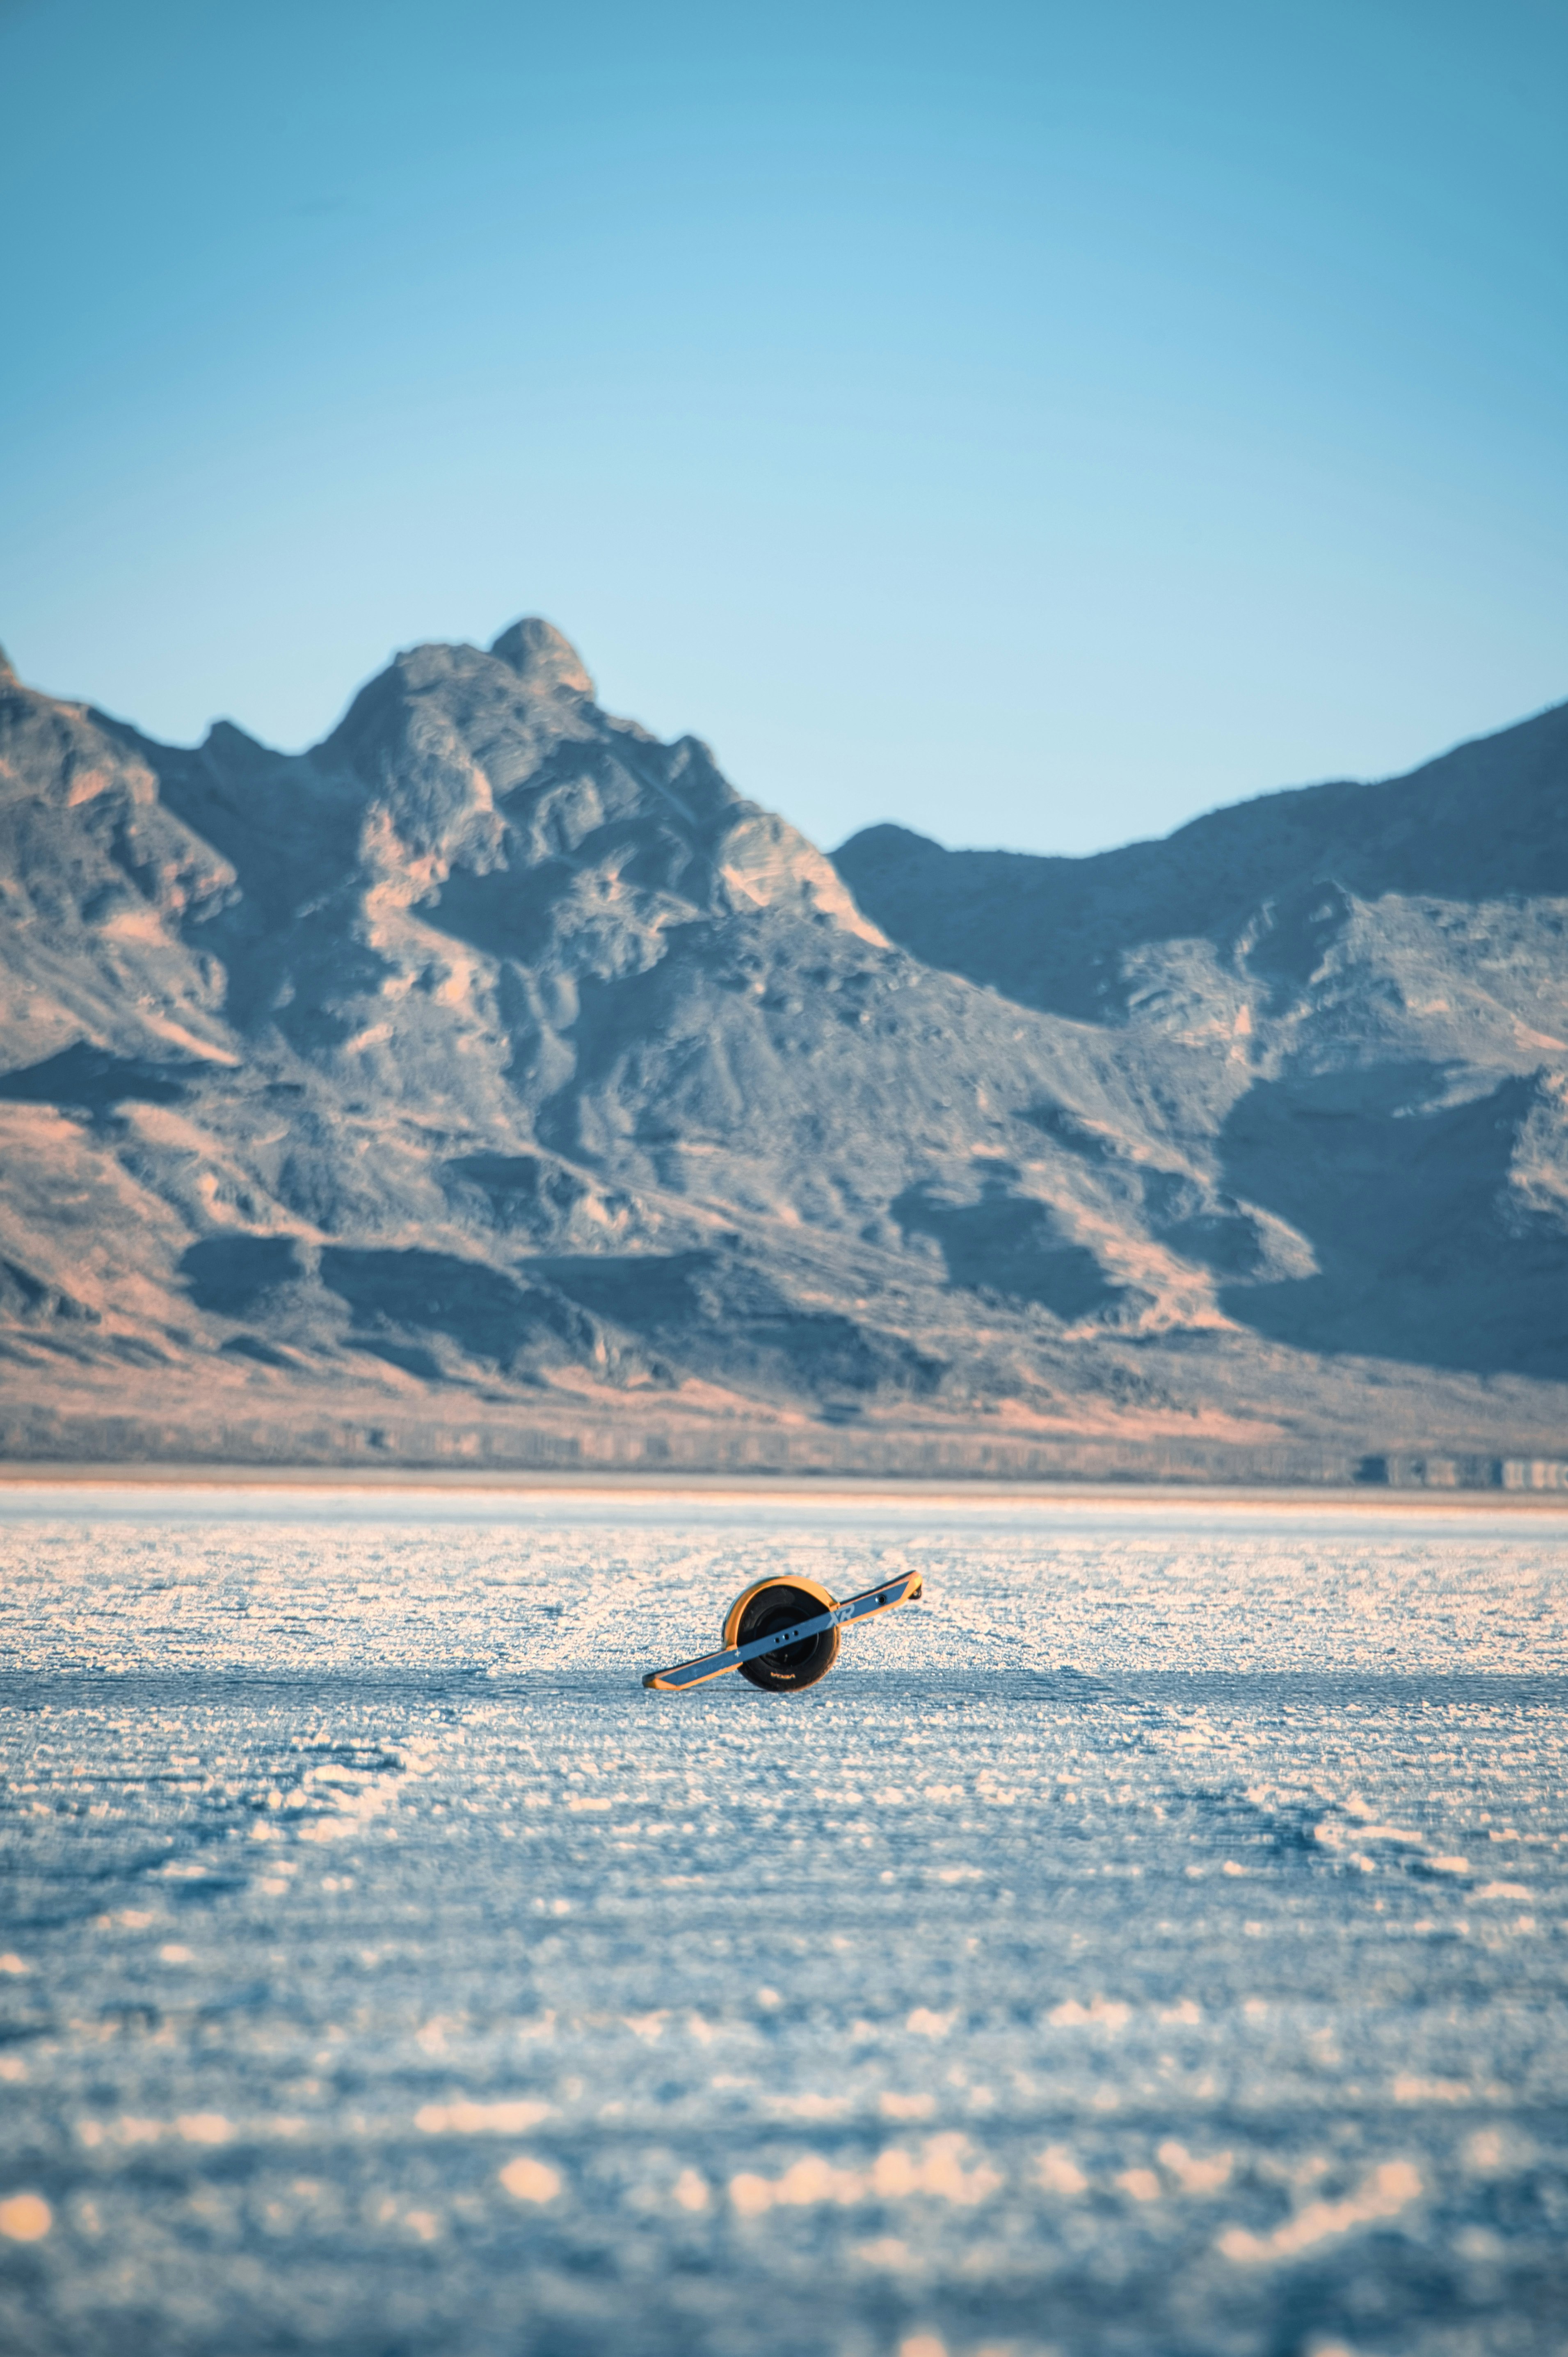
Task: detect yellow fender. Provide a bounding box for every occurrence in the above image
[722,1574,837,1648]
[642,1565,923,1692]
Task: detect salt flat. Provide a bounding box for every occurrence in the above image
[0,1487,1565,2357]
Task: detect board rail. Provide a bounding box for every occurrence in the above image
[643,1569,923,1691]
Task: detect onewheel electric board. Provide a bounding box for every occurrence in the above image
[642,1569,923,1693]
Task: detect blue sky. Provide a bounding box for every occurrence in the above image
[2,0,1563,856]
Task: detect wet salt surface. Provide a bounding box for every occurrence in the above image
[0,1487,1566,2357]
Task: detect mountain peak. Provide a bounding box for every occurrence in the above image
[0,644,16,684]
[489,617,595,700]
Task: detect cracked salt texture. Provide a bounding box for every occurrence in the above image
[0,1486,1565,2355]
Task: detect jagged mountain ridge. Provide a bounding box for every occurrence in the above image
[835,707,1568,1396]
[0,622,1564,1474]
[837,701,1568,1027]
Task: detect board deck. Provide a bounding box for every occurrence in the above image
[642,1569,923,1691]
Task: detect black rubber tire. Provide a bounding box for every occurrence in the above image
[736,1583,841,1693]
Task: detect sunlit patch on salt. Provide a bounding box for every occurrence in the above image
[1047,1995,1130,2030]
[177,2114,234,2145]
[80,2118,156,2148]
[1463,2127,1534,2177]
[766,2091,853,2121]
[731,2157,859,2216]
[880,2092,936,2121]
[1035,2145,1087,2196]
[1217,2160,1422,2262]
[673,2168,709,2211]
[78,2112,237,2149]
[416,2098,551,2135]
[0,2193,51,2241]
[1392,2075,1474,2104]
[498,2154,561,2203]
[1157,2140,1233,2193]
[0,1954,31,1976]
[731,2135,1001,2217]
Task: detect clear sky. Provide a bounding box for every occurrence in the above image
[2,0,1563,857]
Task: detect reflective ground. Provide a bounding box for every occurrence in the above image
[1,1485,1565,2357]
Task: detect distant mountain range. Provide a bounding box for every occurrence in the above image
[1,621,1563,1480]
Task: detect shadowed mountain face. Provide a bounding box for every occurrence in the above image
[0,625,1565,1470]
[835,705,1568,1025]
[1214,1066,1568,1380]
[835,714,1568,1408]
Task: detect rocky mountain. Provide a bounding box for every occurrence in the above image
[837,705,1568,1394]
[0,621,1563,1480]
